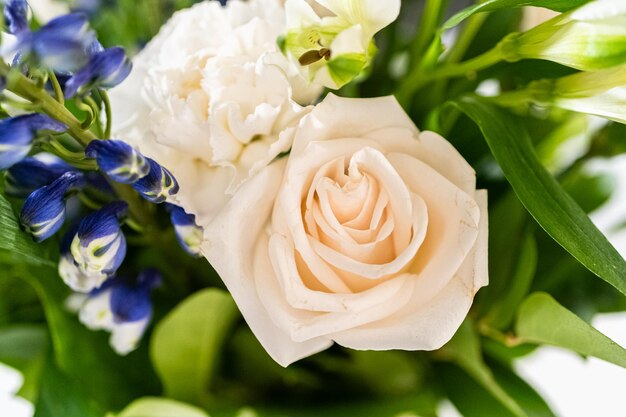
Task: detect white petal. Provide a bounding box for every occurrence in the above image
[201,161,332,367]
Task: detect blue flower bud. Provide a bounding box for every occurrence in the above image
[85,139,149,184]
[0,114,66,170]
[5,153,74,198]
[3,0,29,36]
[168,204,203,257]
[70,202,128,281]
[20,171,85,242]
[65,47,132,98]
[28,13,96,73]
[132,158,179,203]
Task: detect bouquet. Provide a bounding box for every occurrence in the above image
[0,0,625,416]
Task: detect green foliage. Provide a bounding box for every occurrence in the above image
[0,194,55,267]
[443,0,591,30]
[453,97,626,295]
[150,288,239,406]
[516,293,626,368]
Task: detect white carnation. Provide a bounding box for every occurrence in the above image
[111,0,321,225]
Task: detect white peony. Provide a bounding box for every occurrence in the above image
[110,0,322,225]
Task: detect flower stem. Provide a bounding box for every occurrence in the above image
[411,0,448,65]
[48,71,65,104]
[397,44,504,106]
[98,89,113,139]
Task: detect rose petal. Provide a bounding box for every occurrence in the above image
[202,161,332,367]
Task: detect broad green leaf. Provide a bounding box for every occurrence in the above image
[452,97,626,295]
[515,293,626,368]
[151,288,239,405]
[439,321,526,417]
[0,194,55,267]
[113,397,209,417]
[443,0,590,30]
[34,355,104,417]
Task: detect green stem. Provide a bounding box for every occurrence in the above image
[98,89,113,139]
[397,44,504,106]
[48,71,65,104]
[445,11,489,65]
[412,0,448,64]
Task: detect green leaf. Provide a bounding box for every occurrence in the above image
[439,321,527,417]
[515,292,626,368]
[0,194,55,268]
[34,356,104,417]
[443,0,590,30]
[483,229,537,329]
[151,288,239,405]
[452,97,626,295]
[0,325,48,401]
[113,397,210,417]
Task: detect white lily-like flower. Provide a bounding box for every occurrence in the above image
[505,0,626,70]
[284,0,400,89]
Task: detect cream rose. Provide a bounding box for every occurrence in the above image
[110,0,322,225]
[202,94,489,366]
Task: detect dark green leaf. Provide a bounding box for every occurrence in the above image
[0,194,55,267]
[439,321,526,417]
[452,97,626,295]
[150,288,239,406]
[515,292,626,368]
[443,0,590,30]
[34,356,104,417]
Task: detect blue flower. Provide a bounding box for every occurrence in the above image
[15,13,96,73]
[3,0,29,36]
[64,46,132,98]
[5,153,75,198]
[85,139,149,184]
[168,204,203,257]
[20,171,85,242]
[69,201,127,282]
[76,269,162,355]
[0,114,66,170]
[110,269,162,324]
[132,158,179,203]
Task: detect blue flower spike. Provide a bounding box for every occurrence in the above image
[65,46,132,98]
[3,0,30,36]
[85,140,150,184]
[168,204,203,257]
[70,201,128,281]
[20,171,85,242]
[0,114,66,170]
[5,153,75,197]
[132,158,179,203]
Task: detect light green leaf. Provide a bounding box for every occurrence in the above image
[452,97,626,295]
[115,397,210,417]
[443,0,589,29]
[515,293,626,368]
[0,194,55,267]
[151,288,239,405]
[440,321,527,417]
